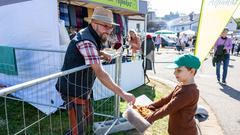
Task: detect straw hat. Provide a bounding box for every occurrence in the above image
[85,7,119,26]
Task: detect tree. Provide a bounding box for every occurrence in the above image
[235,18,240,29]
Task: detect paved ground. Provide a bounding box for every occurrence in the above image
[147,48,240,135]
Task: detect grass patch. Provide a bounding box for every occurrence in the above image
[0,80,172,135]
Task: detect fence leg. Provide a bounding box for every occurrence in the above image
[114,55,121,118]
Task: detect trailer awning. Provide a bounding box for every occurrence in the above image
[58,0,147,15]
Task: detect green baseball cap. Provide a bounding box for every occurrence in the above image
[167,54,201,69]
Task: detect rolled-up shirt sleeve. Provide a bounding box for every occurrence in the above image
[76,40,100,65]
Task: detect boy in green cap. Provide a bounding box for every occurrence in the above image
[145,54,201,135]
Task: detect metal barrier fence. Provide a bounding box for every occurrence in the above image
[0,47,123,135]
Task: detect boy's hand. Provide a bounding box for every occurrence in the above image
[145,115,155,124]
[146,104,156,111]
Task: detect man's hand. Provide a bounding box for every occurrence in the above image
[121,92,136,104]
[92,63,135,105]
[223,48,227,53]
[100,51,112,62]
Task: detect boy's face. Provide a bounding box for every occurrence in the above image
[174,66,195,83]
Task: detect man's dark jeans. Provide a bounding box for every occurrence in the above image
[216,54,230,82]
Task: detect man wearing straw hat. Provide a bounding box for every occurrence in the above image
[56,7,135,135]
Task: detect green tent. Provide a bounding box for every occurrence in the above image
[155,30,176,35]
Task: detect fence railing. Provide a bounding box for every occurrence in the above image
[0,47,124,135]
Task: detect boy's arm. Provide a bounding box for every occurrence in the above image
[146,89,198,123]
[148,90,174,109]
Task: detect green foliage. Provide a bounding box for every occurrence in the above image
[235,18,240,29]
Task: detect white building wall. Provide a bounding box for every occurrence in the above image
[147,12,156,21]
[226,18,237,31]
[173,25,191,33]
[169,17,236,33]
[191,22,199,32]
[128,20,145,33]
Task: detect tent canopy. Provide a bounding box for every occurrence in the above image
[180,29,195,35]
[155,29,176,35]
[59,0,147,15]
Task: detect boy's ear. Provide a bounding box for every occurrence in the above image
[190,68,196,75]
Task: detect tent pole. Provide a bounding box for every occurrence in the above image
[144,14,147,83]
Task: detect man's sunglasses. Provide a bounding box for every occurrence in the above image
[94,22,113,30]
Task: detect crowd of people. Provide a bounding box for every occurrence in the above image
[67,23,240,58]
[231,36,240,56]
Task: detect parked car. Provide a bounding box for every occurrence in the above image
[161,35,177,47]
[151,34,176,47]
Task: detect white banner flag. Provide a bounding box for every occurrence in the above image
[195,0,240,62]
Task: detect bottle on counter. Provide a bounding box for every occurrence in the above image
[132,53,136,61]
[136,50,141,60]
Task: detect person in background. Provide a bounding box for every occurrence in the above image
[107,31,118,49]
[56,7,135,135]
[141,34,155,58]
[176,33,183,54]
[214,27,232,84]
[155,34,161,52]
[187,36,193,48]
[237,40,240,56]
[141,34,155,82]
[128,29,141,54]
[192,35,197,52]
[69,26,77,40]
[231,38,237,55]
[145,54,201,135]
[180,33,188,52]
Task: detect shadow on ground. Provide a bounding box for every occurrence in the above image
[219,83,240,101]
[228,64,234,68]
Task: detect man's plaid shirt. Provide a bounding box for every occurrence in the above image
[76,40,100,65]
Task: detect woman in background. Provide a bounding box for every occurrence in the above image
[214,28,232,84]
[128,29,141,54]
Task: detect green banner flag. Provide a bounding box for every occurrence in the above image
[90,0,139,11]
[195,0,240,63]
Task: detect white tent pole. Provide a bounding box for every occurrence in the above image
[144,14,147,83]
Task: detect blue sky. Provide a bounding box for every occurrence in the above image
[147,0,240,18]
